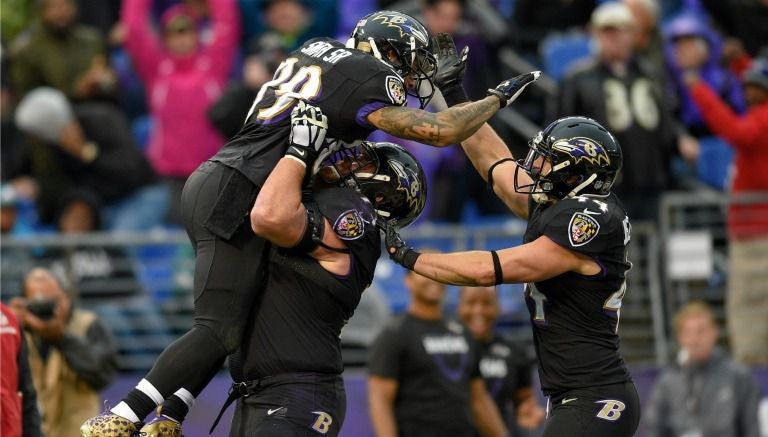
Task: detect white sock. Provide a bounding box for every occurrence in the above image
[173,388,195,409]
[137,379,165,405]
[110,402,141,423]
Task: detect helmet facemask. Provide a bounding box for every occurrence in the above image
[514,134,604,204]
[312,141,426,227]
[313,142,380,191]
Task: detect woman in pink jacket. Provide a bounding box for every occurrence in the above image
[122,0,240,223]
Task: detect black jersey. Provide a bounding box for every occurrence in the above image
[238,188,380,378]
[210,37,407,187]
[523,193,633,396]
[368,315,482,437]
[477,335,533,428]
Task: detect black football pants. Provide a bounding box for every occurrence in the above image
[143,161,268,398]
[542,381,640,437]
[229,373,346,437]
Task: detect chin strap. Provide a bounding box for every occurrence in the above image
[566,173,598,198]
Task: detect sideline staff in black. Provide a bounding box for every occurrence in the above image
[368,268,508,437]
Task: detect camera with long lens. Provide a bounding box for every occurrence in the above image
[26,299,56,320]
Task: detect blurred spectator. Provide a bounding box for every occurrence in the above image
[74,0,122,40]
[1,302,43,437]
[370,0,512,222]
[696,0,768,58]
[663,12,745,139]
[32,189,144,300]
[458,286,544,436]
[207,36,284,139]
[367,268,508,437]
[8,0,117,102]
[9,267,118,437]
[644,301,760,437]
[623,0,665,78]
[121,0,240,224]
[13,87,166,231]
[1,185,21,235]
[242,0,316,63]
[684,58,768,365]
[0,0,35,44]
[556,2,685,222]
[239,0,337,49]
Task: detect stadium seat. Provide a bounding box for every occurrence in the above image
[696,136,734,190]
[539,32,593,82]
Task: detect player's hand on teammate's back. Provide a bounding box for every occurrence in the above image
[487,71,542,108]
[285,100,329,169]
[433,33,469,100]
[379,220,421,270]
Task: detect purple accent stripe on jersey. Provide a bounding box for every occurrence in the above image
[581,256,608,280]
[356,102,390,128]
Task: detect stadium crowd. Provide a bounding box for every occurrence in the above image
[1,0,767,436]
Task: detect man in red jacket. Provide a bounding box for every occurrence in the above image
[684,58,768,365]
[1,303,42,437]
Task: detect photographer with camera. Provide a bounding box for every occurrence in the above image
[9,267,118,437]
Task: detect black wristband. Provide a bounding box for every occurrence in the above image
[487,158,515,189]
[402,249,421,270]
[441,85,470,106]
[490,250,503,285]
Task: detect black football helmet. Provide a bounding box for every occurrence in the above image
[314,141,427,227]
[514,116,623,203]
[347,10,438,109]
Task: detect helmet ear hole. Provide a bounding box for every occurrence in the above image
[516,116,622,199]
[349,10,437,108]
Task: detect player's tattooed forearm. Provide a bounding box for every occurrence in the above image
[374,97,499,146]
[447,98,499,138]
[375,106,442,143]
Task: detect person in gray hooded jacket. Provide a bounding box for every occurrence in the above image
[644,301,761,437]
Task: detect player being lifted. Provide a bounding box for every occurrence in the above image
[81,10,540,437]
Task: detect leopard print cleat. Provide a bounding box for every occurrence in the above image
[138,415,182,437]
[80,413,140,437]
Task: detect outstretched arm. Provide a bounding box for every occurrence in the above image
[460,123,531,219]
[367,65,540,147]
[381,221,599,286]
[367,96,501,147]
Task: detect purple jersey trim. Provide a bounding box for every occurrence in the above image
[356,101,391,128]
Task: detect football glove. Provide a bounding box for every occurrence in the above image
[379,219,420,270]
[433,33,470,105]
[487,71,541,108]
[285,100,329,169]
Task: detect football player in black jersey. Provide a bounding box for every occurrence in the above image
[81,10,540,436]
[383,115,640,437]
[219,105,427,437]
